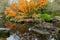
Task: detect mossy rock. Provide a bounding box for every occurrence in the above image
[53,21,60,28]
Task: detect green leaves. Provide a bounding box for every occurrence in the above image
[43,14,51,21]
[36,13,51,21]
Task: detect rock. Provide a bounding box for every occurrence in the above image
[30,22,57,34]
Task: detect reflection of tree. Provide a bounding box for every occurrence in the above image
[0,0,8,13]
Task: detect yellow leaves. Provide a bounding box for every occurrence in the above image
[15,16,21,19]
[32,13,36,17]
[29,0,38,7]
[39,0,48,6]
[30,0,35,6]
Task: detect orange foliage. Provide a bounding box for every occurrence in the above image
[39,0,48,6]
[17,0,27,12]
[5,7,11,11]
[10,2,18,11]
[5,7,16,17]
[4,0,48,29]
[4,0,48,17]
[8,10,16,17]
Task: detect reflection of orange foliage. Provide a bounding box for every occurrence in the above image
[39,0,48,6]
[17,24,28,34]
[4,22,16,29]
